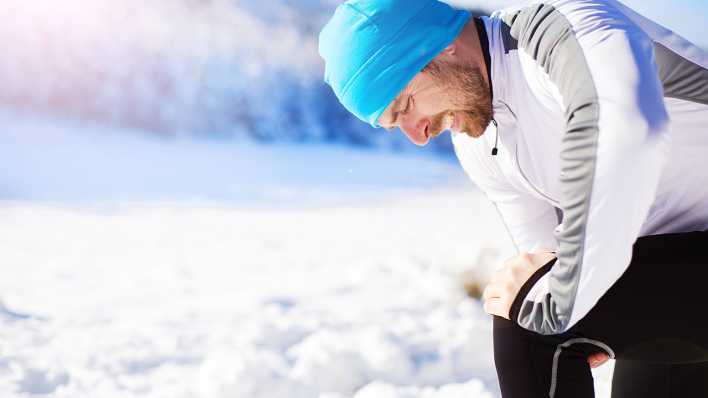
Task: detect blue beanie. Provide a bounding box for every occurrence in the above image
[318,0,471,128]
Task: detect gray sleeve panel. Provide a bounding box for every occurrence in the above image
[501,4,601,335]
[499,20,519,54]
[655,42,708,106]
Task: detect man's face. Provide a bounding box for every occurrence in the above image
[378,59,493,146]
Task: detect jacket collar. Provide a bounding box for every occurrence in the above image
[474,16,494,102]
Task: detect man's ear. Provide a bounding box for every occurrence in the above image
[430,40,460,65]
[441,42,457,57]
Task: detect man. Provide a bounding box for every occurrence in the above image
[319,0,708,397]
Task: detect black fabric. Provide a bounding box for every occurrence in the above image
[611,360,708,398]
[493,230,708,397]
[474,17,493,100]
[494,316,597,398]
[509,257,557,322]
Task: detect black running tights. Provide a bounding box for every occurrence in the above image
[493,230,708,398]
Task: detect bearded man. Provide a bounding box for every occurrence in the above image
[319,0,708,397]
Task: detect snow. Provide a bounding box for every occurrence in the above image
[0,0,699,394]
[0,112,614,397]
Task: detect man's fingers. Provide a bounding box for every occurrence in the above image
[482,282,504,300]
[587,352,610,368]
[483,297,510,319]
[482,297,497,315]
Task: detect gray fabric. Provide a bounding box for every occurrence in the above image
[554,207,563,225]
[550,338,616,398]
[655,43,708,106]
[501,4,600,335]
[499,21,518,54]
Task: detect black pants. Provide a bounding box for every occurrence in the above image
[493,230,708,398]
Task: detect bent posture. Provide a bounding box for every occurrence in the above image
[319,0,708,396]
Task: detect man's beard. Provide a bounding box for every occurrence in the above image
[424,61,493,139]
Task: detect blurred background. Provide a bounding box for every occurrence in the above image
[0,1,705,397]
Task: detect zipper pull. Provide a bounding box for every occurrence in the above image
[491,119,499,156]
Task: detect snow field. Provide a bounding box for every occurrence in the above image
[0,112,613,397]
[0,194,509,397]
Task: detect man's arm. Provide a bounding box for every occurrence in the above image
[453,132,613,367]
[502,0,669,334]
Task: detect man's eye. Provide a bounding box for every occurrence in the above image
[402,96,412,114]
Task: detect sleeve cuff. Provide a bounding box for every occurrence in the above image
[509,256,557,323]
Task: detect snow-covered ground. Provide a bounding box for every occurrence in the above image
[0,112,614,397]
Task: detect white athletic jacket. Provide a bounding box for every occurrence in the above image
[451,0,708,334]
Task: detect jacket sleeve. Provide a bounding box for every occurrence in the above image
[502,0,670,334]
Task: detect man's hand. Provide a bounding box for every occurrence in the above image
[587,352,610,368]
[483,251,611,369]
[482,251,556,320]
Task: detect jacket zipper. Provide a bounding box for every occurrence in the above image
[491,103,561,207]
[514,145,561,207]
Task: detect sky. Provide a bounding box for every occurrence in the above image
[607,0,708,48]
[450,0,708,48]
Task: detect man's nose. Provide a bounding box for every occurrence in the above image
[400,116,429,146]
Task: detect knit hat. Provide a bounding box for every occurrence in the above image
[318,0,471,127]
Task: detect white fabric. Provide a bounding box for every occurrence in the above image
[452,0,708,331]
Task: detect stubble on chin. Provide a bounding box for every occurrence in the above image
[425,61,493,140]
[457,111,487,138]
[428,109,489,139]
